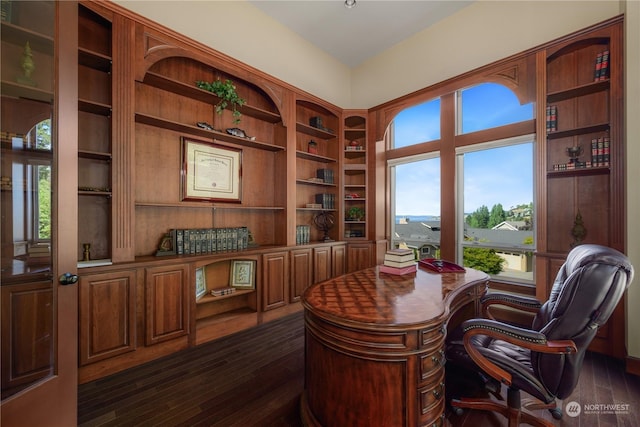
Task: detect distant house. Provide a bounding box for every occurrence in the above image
[393,221,534,273]
[392,221,441,259]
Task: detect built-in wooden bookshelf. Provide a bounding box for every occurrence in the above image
[537,17,625,358]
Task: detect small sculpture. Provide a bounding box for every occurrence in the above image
[17,41,36,87]
[313,211,335,242]
[82,243,91,261]
[570,211,587,247]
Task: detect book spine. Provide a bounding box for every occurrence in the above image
[603,136,610,166]
[591,138,599,167]
[594,52,603,81]
[599,50,609,81]
[597,137,604,167]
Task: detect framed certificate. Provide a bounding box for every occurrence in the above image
[182,137,242,202]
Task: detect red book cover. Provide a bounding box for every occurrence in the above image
[418,259,465,273]
[379,264,417,276]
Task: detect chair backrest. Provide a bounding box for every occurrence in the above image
[530,244,634,398]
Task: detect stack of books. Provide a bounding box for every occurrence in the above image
[27,244,50,265]
[210,286,236,297]
[379,248,417,275]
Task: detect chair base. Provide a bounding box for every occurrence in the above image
[450,387,555,427]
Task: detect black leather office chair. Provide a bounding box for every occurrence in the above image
[446,244,634,427]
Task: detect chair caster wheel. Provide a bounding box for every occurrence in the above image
[452,406,464,416]
[549,408,563,419]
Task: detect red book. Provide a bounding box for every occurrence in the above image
[418,259,465,273]
[379,264,417,276]
[594,52,603,81]
[599,50,609,81]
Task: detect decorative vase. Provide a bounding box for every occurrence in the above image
[17,41,37,87]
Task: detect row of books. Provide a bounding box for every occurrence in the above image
[594,50,610,82]
[552,161,593,171]
[379,248,417,275]
[551,137,610,171]
[591,136,610,167]
[296,225,311,245]
[316,168,334,184]
[173,227,249,255]
[545,105,558,133]
[315,193,336,210]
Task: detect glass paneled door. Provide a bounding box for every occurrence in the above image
[1,1,78,425]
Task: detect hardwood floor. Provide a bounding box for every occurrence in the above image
[78,311,640,426]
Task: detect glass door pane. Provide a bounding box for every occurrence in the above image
[1,0,55,400]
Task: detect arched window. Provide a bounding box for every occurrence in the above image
[391,97,440,148]
[458,82,533,134]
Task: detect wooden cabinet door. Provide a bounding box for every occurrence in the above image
[347,242,373,273]
[263,251,289,311]
[145,265,190,345]
[79,270,137,366]
[290,248,312,303]
[332,244,346,278]
[313,246,331,284]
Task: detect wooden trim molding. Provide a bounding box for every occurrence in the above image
[626,356,640,377]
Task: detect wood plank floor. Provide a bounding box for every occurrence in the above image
[78,311,640,426]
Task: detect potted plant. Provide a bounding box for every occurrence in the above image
[347,206,364,221]
[196,79,246,124]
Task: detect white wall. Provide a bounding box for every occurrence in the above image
[352,1,621,108]
[112,0,352,107]
[624,0,640,361]
[114,0,639,360]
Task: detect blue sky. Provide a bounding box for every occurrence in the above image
[393,83,534,216]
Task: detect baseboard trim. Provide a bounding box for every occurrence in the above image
[625,356,640,377]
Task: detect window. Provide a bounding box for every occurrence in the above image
[457,137,535,282]
[391,98,440,148]
[458,83,533,134]
[389,155,441,258]
[387,81,535,283]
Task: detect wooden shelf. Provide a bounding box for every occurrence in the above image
[295,150,337,163]
[1,80,53,103]
[296,179,336,187]
[296,208,336,212]
[296,122,337,140]
[142,72,282,123]
[79,99,111,116]
[78,190,112,197]
[547,79,609,103]
[547,166,610,178]
[135,113,285,152]
[0,21,53,53]
[196,289,254,305]
[344,164,367,171]
[78,47,112,72]
[546,123,609,140]
[78,150,111,161]
[135,201,284,210]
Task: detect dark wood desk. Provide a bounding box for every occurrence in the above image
[300,265,489,427]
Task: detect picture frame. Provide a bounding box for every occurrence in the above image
[195,266,207,299]
[182,137,242,202]
[229,260,255,289]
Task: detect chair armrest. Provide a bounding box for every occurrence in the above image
[461,318,577,386]
[481,293,542,319]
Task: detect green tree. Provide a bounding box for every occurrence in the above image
[488,203,506,228]
[463,247,504,274]
[38,167,51,239]
[466,205,489,228]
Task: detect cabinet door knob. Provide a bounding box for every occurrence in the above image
[59,273,78,285]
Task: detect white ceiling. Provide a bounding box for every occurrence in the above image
[248,0,474,68]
